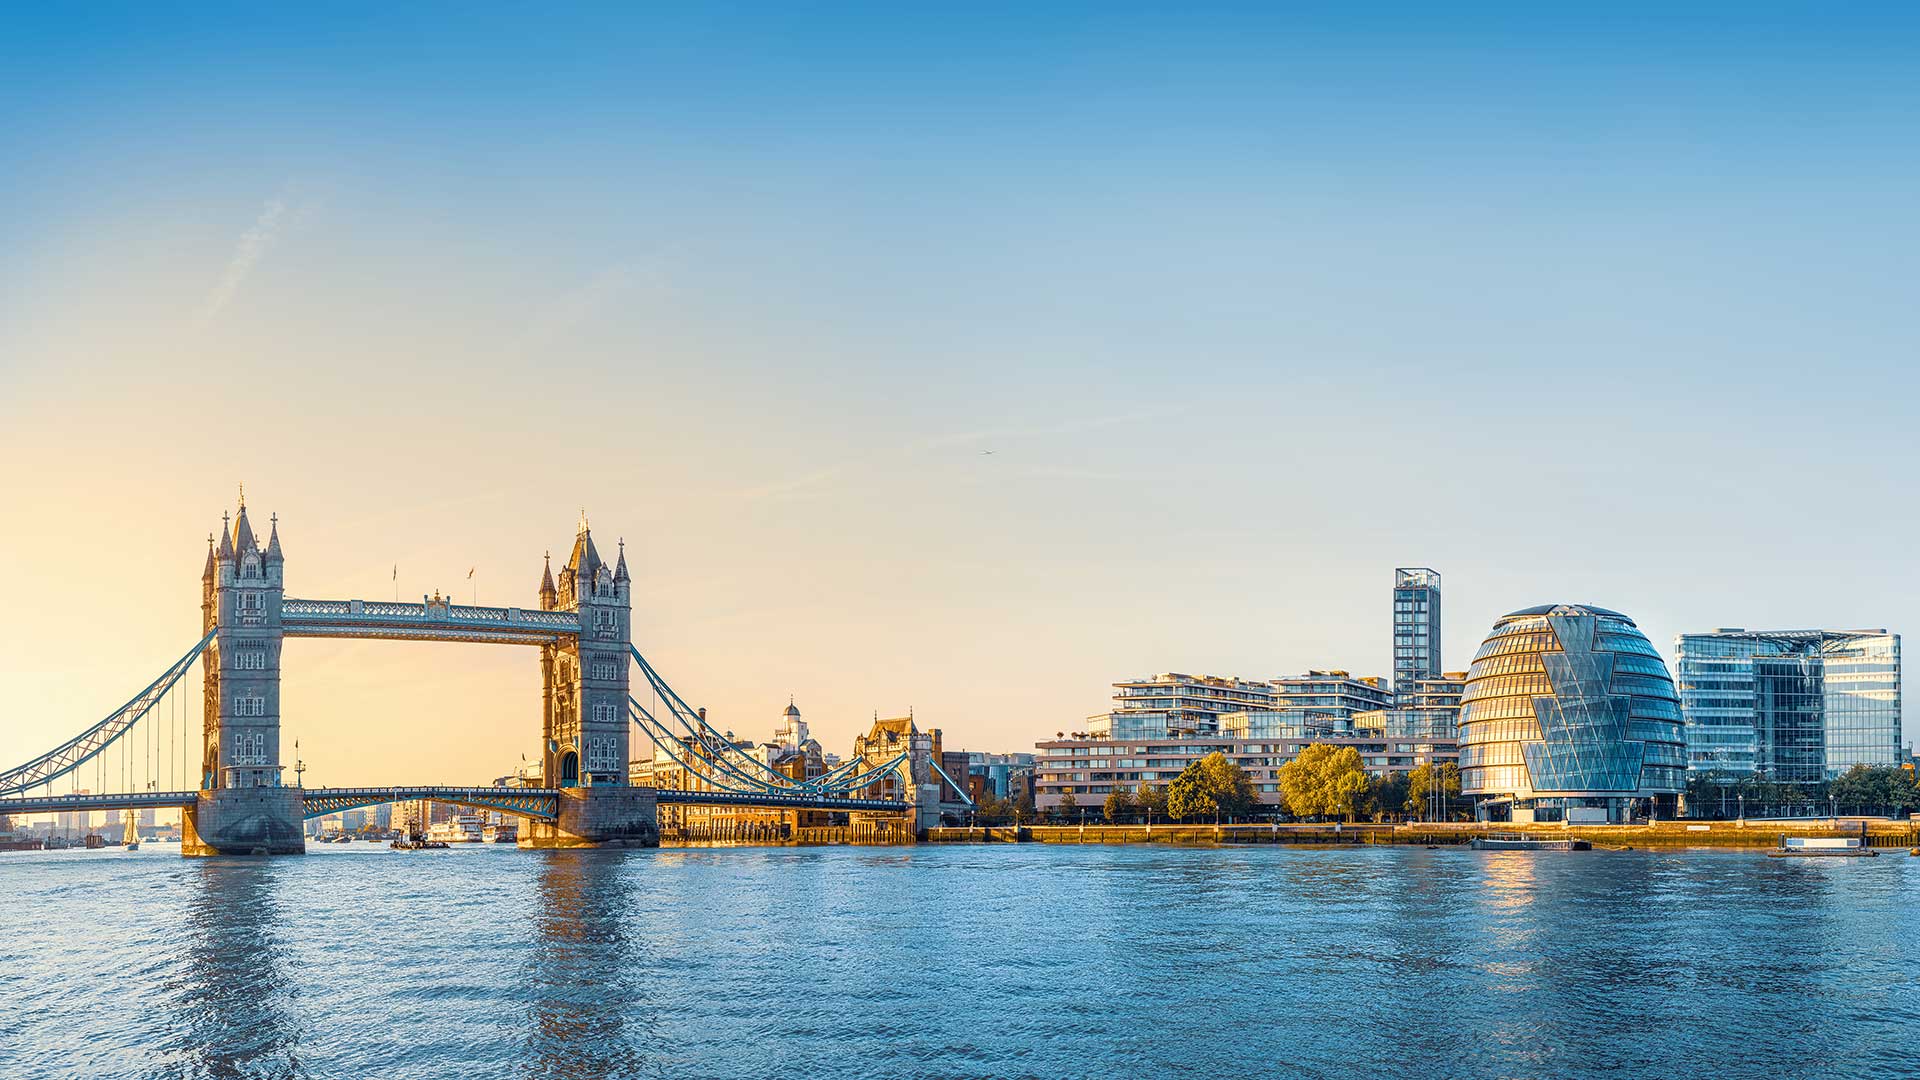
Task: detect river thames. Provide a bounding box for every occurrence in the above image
[3,842,1915,1079]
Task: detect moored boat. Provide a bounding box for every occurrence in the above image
[1768,836,1876,858]
[1470,833,1590,851]
[426,815,485,844]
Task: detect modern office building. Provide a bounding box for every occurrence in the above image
[1086,673,1279,739]
[1674,629,1902,783]
[1392,568,1443,692]
[1270,671,1394,719]
[1458,604,1686,823]
[965,752,1037,801]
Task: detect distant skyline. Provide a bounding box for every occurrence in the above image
[4,5,1918,784]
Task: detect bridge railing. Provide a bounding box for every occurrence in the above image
[0,790,200,815]
[301,786,562,821]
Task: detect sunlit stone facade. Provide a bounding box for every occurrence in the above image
[1459,604,1686,823]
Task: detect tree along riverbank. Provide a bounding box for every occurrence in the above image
[925,818,1920,849]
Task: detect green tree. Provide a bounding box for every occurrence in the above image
[1057,790,1079,820]
[1135,780,1169,819]
[1404,762,1463,820]
[1279,743,1371,821]
[1165,752,1257,821]
[1830,765,1920,815]
[1011,793,1036,824]
[1369,771,1411,822]
[1103,788,1134,823]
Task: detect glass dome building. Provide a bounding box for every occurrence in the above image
[1458,604,1686,823]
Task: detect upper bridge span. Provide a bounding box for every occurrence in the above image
[280,597,581,647]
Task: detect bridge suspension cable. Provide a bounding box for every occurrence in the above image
[0,629,214,797]
[628,647,811,789]
[627,698,786,796]
[629,696,916,798]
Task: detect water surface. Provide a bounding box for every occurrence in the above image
[3,842,1915,1079]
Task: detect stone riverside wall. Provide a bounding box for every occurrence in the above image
[925,819,1920,849]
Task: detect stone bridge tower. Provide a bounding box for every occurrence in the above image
[525,515,654,848]
[186,491,304,856]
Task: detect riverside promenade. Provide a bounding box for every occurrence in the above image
[927,818,1920,850]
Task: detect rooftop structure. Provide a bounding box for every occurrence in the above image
[1087,673,1279,740]
[1270,671,1394,719]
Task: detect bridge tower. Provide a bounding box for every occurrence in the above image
[522,515,655,848]
[184,492,305,856]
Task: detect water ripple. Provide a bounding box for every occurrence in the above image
[2,844,1917,1078]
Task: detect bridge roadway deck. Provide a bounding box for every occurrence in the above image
[0,790,199,816]
[0,787,911,821]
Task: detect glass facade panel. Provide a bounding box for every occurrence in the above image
[1459,604,1686,820]
[1392,568,1442,693]
[1675,629,1901,782]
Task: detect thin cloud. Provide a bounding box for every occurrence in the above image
[736,408,1178,502]
[512,261,664,350]
[197,197,290,327]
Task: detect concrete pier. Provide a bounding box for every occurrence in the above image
[518,787,658,849]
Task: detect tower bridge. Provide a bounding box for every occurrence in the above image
[0,495,966,854]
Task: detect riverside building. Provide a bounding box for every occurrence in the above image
[1269,671,1395,719]
[1459,604,1687,823]
[1035,716,1457,812]
[1674,629,1902,782]
[1393,568,1443,692]
[1085,673,1280,739]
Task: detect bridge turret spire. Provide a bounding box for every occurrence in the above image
[614,538,629,584]
[233,501,258,556]
[538,551,557,609]
[265,513,284,563]
[216,513,235,560]
[202,534,216,582]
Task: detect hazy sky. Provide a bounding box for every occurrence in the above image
[5,5,1918,786]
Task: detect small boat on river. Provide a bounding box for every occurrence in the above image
[1470,834,1590,852]
[1768,837,1876,858]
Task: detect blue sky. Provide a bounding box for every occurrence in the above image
[3,4,1917,778]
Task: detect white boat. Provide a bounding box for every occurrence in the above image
[425,815,485,844]
[482,822,518,844]
[1471,834,1589,851]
